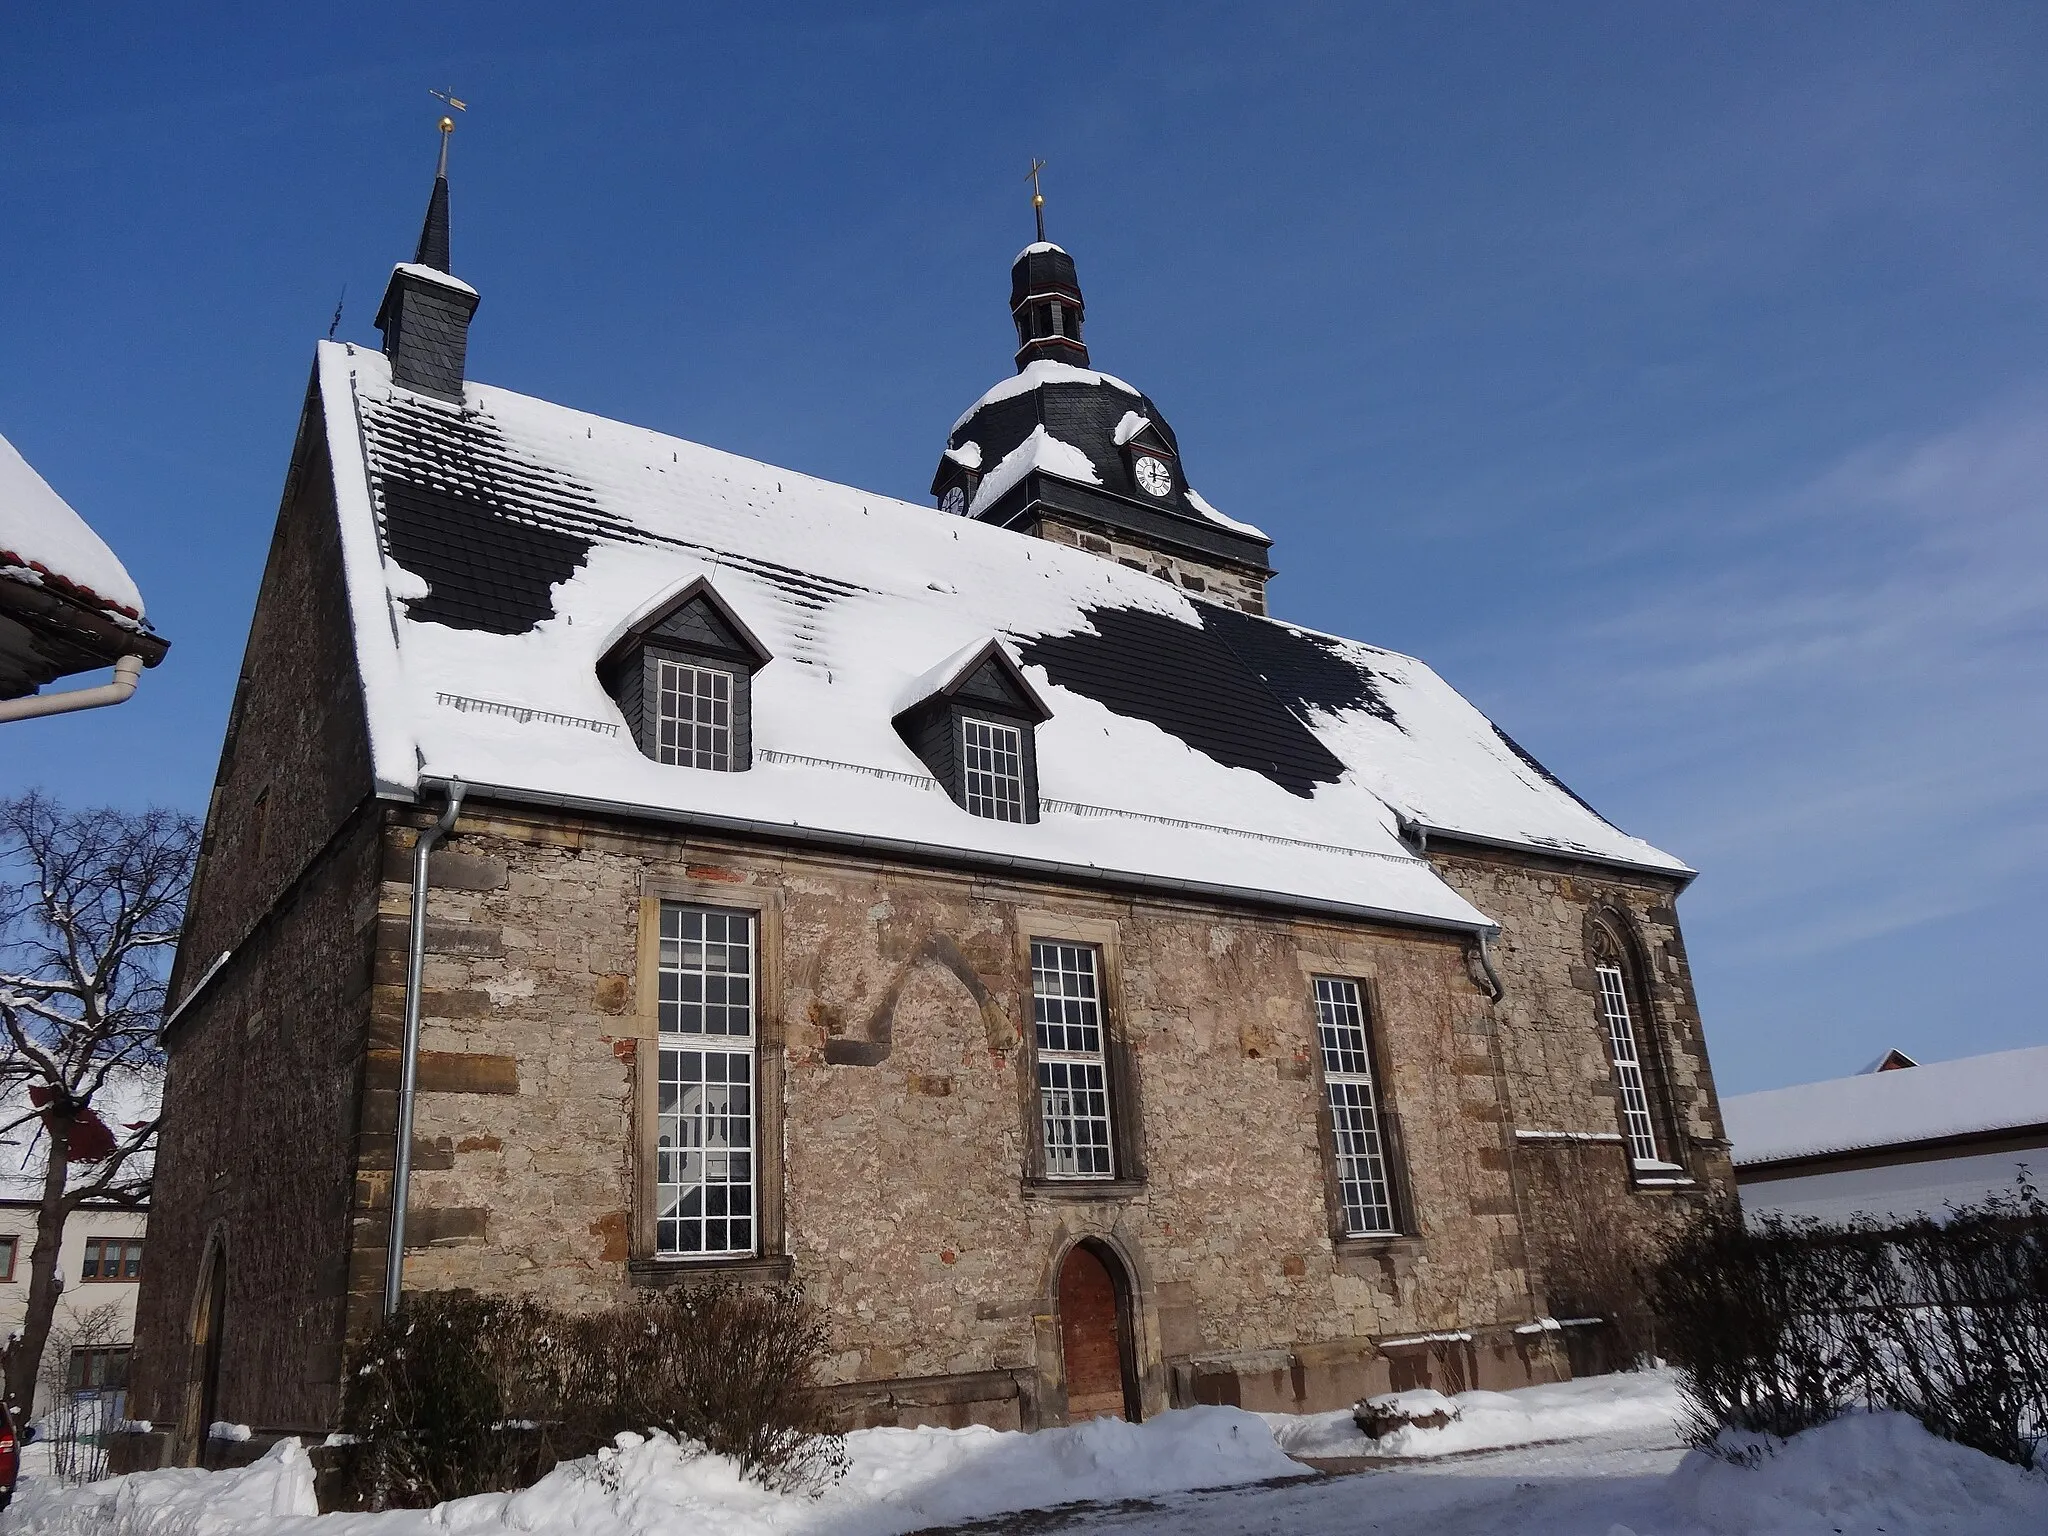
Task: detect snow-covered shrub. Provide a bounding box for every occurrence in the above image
[333,1281,845,1508]
[1649,1181,2048,1469]
[558,1280,848,1494]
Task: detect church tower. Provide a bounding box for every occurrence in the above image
[933,227,1275,614]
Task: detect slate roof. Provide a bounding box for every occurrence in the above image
[944,361,1272,558]
[314,341,1686,936]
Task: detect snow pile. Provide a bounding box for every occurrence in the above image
[1266,1367,1686,1459]
[10,1437,318,1535]
[0,429,145,621]
[1669,1412,2048,1535]
[6,1407,1300,1536]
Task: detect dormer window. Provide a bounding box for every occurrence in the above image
[932,443,982,517]
[961,716,1026,821]
[599,578,772,770]
[1112,412,1178,502]
[894,639,1053,822]
[657,657,735,769]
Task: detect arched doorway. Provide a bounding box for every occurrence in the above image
[186,1247,227,1466]
[1057,1241,1136,1422]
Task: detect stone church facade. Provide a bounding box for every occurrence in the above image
[118,169,1730,1468]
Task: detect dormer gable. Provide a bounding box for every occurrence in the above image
[893,639,1051,823]
[598,578,772,770]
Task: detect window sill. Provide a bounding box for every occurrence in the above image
[1020,1178,1145,1203]
[628,1254,793,1287]
[1332,1233,1422,1260]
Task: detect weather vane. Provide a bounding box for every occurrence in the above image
[429,87,466,177]
[1025,158,1048,243]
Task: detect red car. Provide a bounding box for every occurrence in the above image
[0,1398,17,1508]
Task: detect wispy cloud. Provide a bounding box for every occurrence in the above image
[1550,394,2048,966]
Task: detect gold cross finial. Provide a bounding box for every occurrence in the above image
[429,88,466,177]
[1026,158,1048,243]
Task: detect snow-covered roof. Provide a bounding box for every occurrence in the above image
[0,430,145,623]
[1725,1044,2048,1168]
[950,361,1142,436]
[315,341,1686,930]
[390,261,479,299]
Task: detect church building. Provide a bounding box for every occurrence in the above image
[120,152,1731,1467]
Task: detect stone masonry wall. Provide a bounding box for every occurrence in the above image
[1423,842,1733,1320]
[123,417,380,1469]
[341,802,1572,1430]
[1033,517,1270,615]
[124,809,382,1458]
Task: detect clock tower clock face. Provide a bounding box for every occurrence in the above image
[1132,455,1172,498]
[941,485,967,517]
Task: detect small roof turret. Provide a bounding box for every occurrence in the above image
[374,113,480,403]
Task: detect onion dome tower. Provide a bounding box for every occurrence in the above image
[932,182,1274,613]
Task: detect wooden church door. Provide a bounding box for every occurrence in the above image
[1057,1242,1134,1421]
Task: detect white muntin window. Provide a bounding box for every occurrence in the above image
[1313,977,1399,1237]
[657,659,733,770]
[1031,940,1114,1179]
[961,716,1025,822]
[1596,963,1662,1167]
[656,905,756,1257]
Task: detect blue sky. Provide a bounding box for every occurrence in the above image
[4,3,2044,1094]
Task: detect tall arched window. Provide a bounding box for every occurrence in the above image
[1590,918,1682,1176]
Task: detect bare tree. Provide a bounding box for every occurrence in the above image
[0,791,197,1418]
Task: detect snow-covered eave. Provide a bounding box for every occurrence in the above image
[1406,820,1695,887]
[396,777,1502,941]
[314,341,422,794]
[1734,1117,2048,1174]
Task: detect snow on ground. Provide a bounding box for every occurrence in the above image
[11,1379,2046,1536]
[2,1405,1302,1536]
[1264,1364,1687,1459]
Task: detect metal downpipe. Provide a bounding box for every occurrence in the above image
[0,654,144,723]
[383,778,464,1317]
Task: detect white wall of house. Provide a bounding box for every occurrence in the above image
[1738,1141,2045,1227]
[0,1203,149,1419]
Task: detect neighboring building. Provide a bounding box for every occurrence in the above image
[0,430,169,720]
[0,1203,149,1420]
[1726,1044,2048,1225]
[120,160,1732,1469]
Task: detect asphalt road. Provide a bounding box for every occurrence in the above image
[908,1425,1692,1536]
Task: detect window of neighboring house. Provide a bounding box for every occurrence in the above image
[1031,940,1115,1179]
[1595,961,1663,1167]
[656,904,756,1257]
[81,1237,143,1282]
[656,659,734,771]
[961,716,1026,822]
[0,1235,15,1282]
[1312,977,1401,1237]
[66,1345,130,1396]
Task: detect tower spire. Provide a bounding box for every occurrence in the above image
[415,91,464,272]
[1026,158,1047,244]
[375,95,480,402]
